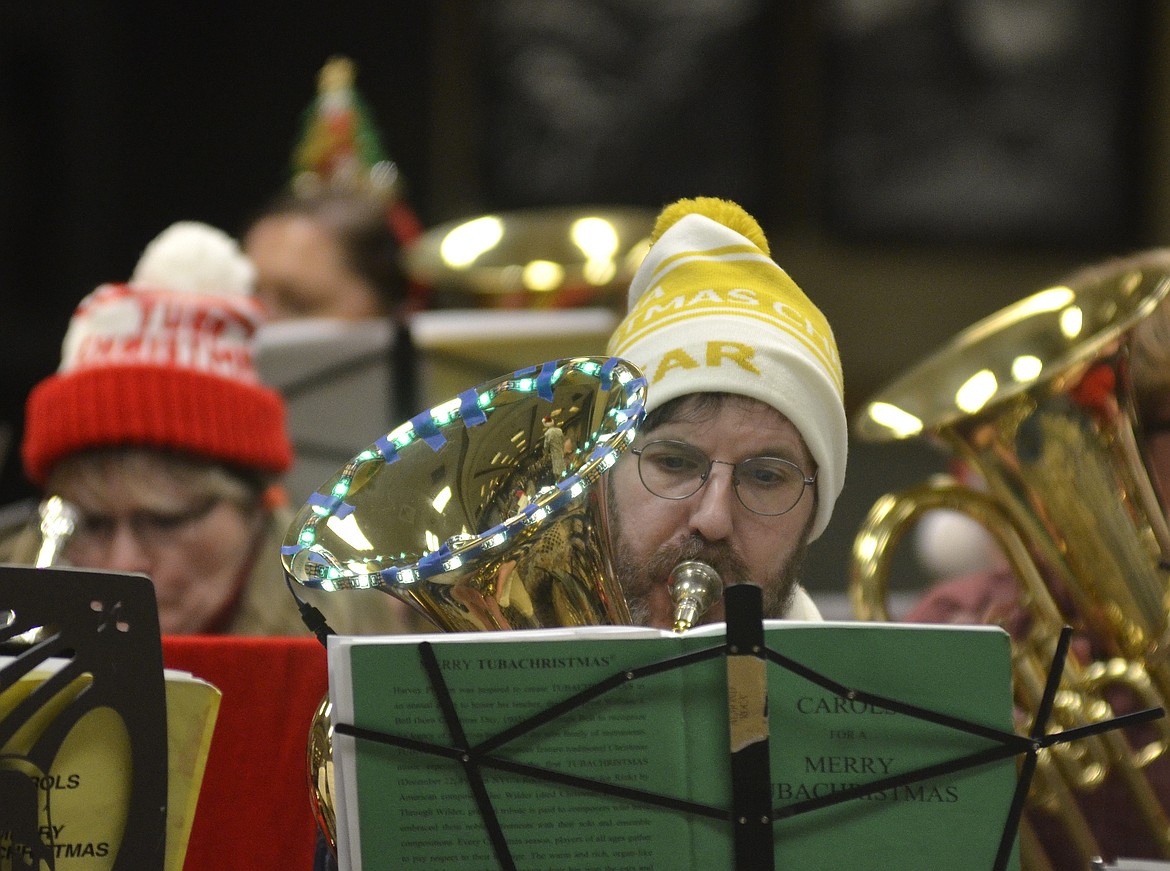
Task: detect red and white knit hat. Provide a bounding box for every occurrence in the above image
[22,222,294,485]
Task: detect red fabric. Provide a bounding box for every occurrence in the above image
[162,636,328,871]
[23,365,292,485]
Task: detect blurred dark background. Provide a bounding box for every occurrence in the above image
[3,0,1166,597]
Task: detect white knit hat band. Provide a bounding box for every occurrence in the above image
[610,293,843,398]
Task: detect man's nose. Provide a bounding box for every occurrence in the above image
[687,465,736,541]
[101,523,153,574]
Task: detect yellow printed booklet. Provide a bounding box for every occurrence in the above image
[0,658,221,871]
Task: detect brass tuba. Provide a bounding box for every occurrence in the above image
[849,251,1170,868]
[284,356,652,851]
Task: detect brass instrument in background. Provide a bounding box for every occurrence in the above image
[34,495,79,569]
[0,496,81,650]
[849,251,1170,869]
[285,356,717,852]
[402,206,655,312]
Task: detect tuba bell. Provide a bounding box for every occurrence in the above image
[284,355,700,852]
[849,250,1170,868]
[282,356,646,632]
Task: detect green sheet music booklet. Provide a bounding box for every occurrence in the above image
[328,621,1018,871]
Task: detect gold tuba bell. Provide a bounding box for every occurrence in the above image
[282,356,646,631]
[849,250,1170,868]
[283,356,659,852]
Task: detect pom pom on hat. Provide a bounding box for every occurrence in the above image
[131,221,256,295]
[607,197,847,540]
[22,221,293,486]
[651,197,770,255]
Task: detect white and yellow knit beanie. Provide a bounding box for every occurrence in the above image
[607,197,846,540]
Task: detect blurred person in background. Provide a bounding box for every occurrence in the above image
[244,55,422,323]
[0,221,417,637]
[245,187,413,322]
[242,56,433,514]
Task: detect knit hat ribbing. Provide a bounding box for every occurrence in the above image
[607,198,846,540]
[22,222,293,485]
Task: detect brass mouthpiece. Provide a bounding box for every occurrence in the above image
[668,561,724,633]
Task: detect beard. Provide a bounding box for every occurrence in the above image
[607,491,809,626]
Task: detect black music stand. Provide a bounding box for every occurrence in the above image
[254,309,617,507]
[0,564,168,870]
[254,318,408,508]
[410,307,618,409]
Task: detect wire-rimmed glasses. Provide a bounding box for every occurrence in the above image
[631,439,816,516]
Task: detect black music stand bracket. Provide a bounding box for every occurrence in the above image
[725,585,774,871]
[0,564,168,871]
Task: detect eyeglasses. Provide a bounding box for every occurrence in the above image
[631,440,816,517]
[69,498,222,552]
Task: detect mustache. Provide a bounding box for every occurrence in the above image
[645,536,752,587]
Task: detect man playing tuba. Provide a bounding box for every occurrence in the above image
[602,197,847,629]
